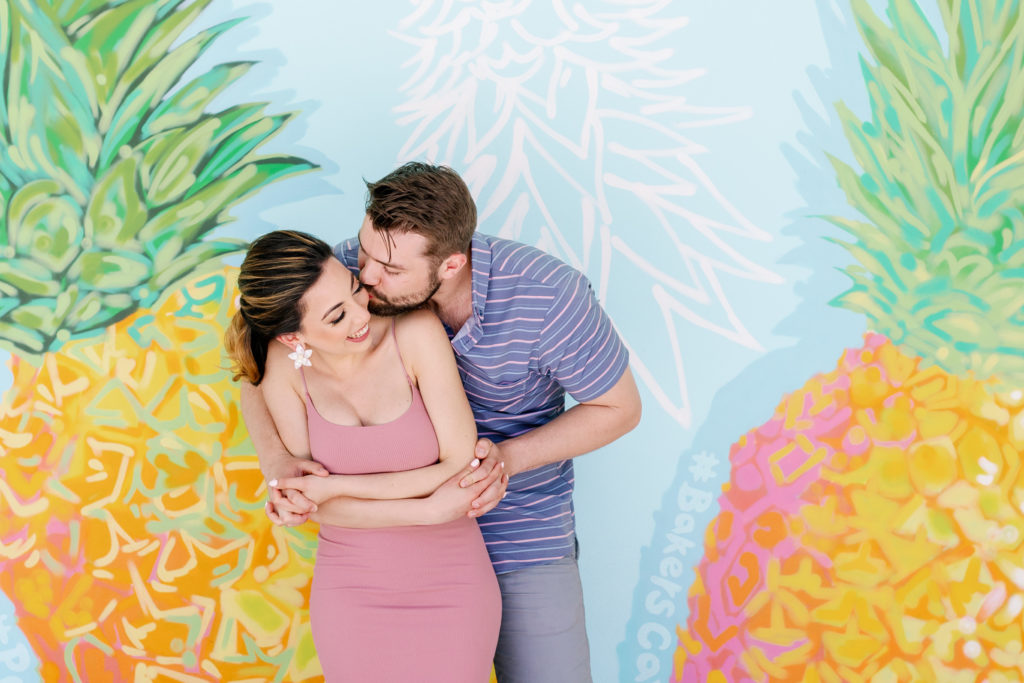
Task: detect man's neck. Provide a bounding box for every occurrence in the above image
[429,266,474,332]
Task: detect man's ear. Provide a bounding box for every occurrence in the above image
[437,252,468,281]
[276,332,302,349]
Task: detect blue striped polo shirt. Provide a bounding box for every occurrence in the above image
[336,233,629,573]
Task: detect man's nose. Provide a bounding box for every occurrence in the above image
[360,260,381,285]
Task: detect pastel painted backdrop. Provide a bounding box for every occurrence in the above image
[1,1,1019,681]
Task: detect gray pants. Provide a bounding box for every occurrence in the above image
[493,548,592,683]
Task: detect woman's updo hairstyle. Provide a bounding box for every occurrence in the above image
[224,230,333,384]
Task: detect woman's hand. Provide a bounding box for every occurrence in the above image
[263,456,330,525]
[270,473,340,506]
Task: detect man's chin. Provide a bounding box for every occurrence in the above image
[367,299,420,317]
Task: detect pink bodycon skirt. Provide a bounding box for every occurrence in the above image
[309,516,500,682]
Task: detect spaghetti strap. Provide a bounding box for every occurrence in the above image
[391,319,415,386]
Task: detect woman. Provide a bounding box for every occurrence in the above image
[224,230,502,681]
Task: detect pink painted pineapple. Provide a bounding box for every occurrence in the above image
[677,2,1024,682]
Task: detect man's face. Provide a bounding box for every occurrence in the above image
[356,215,441,316]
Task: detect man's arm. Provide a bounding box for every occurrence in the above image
[240,381,326,515]
[461,266,641,492]
[470,368,641,478]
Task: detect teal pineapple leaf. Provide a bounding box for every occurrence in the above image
[831,0,1024,385]
[0,0,318,363]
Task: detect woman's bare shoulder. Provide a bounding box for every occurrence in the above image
[264,340,303,391]
[394,309,447,343]
[393,310,451,364]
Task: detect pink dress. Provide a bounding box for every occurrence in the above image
[303,326,500,682]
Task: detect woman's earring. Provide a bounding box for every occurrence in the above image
[288,343,313,369]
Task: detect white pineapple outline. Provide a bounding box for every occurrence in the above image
[390,0,783,427]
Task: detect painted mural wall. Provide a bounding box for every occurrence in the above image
[0,1,1019,682]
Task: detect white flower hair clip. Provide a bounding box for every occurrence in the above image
[288,343,312,369]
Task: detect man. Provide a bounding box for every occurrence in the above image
[241,162,641,682]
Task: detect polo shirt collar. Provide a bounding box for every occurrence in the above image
[450,233,490,354]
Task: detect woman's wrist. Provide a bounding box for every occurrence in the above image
[327,473,346,498]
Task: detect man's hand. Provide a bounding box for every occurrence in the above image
[263,455,329,525]
[429,455,507,523]
[459,438,509,518]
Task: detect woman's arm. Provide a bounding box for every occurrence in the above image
[296,496,434,528]
[262,342,315,461]
[268,458,505,528]
[274,310,479,501]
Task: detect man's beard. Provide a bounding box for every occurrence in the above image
[365,274,442,317]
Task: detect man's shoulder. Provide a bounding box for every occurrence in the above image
[479,234,583,289]
[334,237,359,265]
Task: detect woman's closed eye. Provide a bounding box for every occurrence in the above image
[329,281,364,324]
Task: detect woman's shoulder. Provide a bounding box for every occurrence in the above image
[394,308,445,337]
[264,340,303,389]
[393,310,449,358]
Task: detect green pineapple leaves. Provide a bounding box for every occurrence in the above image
[0,0,316,362]
[830,0,1024,385]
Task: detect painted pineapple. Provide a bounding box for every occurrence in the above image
[0,1,321,680]
[677,1,1024,682]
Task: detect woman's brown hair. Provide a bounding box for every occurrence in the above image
[224,230,333,384]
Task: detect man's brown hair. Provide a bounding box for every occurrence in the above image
[365,162,476,261]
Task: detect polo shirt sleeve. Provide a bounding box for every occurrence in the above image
[536,270,630,402]
[333,237,360,274]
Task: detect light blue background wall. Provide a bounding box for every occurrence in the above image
[0,1,888,680]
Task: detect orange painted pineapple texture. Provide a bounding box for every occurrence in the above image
[677,334,1024,683]
[0,269,322,682]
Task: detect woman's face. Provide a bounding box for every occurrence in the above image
[293,256,372,354]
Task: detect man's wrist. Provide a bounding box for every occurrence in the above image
[259,450,298,477]
[492,439,519,477]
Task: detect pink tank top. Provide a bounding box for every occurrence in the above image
[302,322,440,475]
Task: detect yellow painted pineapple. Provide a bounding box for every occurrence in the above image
[676,1,1024,682]
[0,1,321,680]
